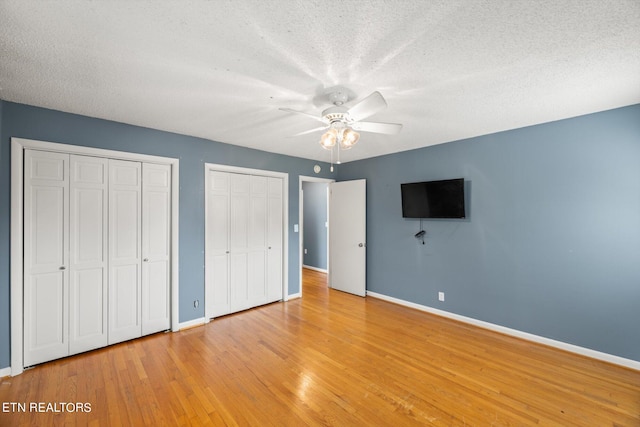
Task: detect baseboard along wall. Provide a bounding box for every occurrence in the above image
[366,291,640,371]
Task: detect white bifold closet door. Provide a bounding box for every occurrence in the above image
[206,171,231,318]
[266,177,283,303]
[206,170,283,319]
[24,152,110,366]
[108,159,142,344]
[69,155,109,354]
[108,160,171,344]
[141,163,172,335]
[23,150,171,366]
[24,150,71,367]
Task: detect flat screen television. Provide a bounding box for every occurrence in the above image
[401,178,465,219]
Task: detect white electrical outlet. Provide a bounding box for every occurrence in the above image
[438,292,445,302]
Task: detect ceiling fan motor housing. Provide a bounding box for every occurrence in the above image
[328,90,349,105]
[322,106,350,125]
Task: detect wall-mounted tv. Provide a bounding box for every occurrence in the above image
[401,178,465,219]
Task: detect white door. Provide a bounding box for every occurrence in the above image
[23,150,70,366]
[69,155,108,354]
[108,159,142,344]
[329,179,367,297]
[229,173,251,312]
[266,177,283,302]
[247,176,268,308]
[206,171,231,318]
[205,169,284,318]
[142,163,171,334]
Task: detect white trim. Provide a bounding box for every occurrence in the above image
[287,292,301,300]
[178,317,207,330]
[10,140,24,376]
[367,291,640,371]
[10,137,180,376]
[171,162,180,331]
[204,163,290,317]
[302,265,328,273]
[0,367,12,378]
[205,163,289,179]
[299,176,334,298]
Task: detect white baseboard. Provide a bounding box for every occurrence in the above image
[367,291,640,371]
[178,317,207,330]
[0,366,12,378]
[287,292,301,300]
[302,265,327,273]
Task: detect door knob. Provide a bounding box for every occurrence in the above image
[59,266,66,270]
[143,258,149,262]
[358,243,364,247]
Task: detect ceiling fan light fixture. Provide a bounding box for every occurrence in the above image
[319,128,338,150]
[283,89,400,162]
[340,128,360,149]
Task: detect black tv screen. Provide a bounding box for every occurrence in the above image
[401,178,465,219]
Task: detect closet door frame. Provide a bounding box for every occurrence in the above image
[204,163,289,321]
[10,137,180,376]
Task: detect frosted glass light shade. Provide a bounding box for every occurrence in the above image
[340,128,360,149]
[319,128,338,150]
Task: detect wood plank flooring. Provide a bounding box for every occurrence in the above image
[1,268,639,426]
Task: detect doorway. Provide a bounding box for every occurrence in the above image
[299,176,333,297]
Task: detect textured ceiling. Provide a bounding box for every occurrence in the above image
[1,0,639,163]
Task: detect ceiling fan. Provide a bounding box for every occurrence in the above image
[280,88,402,154]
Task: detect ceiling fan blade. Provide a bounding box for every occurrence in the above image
[279,108,325,123]
[292,126,328,137]
[346,91,387,122]
[351,121,403,135]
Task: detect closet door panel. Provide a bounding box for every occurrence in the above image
[142,163,171,334]
[267,177,284,302]
[69,155,108,354]
[248,176,267,305]
[111,266,139,329]
[209,255,229,317]
[229,174,250,311]
[230,252,249,311]
[229,175,249,251]
[249,176,267,248]
[247,250,266,305]
[206,171,230,318]
[25,273,66,366]
[23,150,69,366]
[109,160,142,344]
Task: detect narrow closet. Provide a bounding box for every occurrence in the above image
[205,169,284,319]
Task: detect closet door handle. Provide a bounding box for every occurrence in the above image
[59,266,66,270]
[143,258,149,262]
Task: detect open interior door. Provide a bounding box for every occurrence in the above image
[329,179,366,297]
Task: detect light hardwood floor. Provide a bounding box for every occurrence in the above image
[1,268,639,426]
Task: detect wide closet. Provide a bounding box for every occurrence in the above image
[205,169,284,318]
[23,149,172,367]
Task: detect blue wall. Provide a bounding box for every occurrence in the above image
[0,101,335,369]
[337,104,640,362]
[302,181,328,270]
